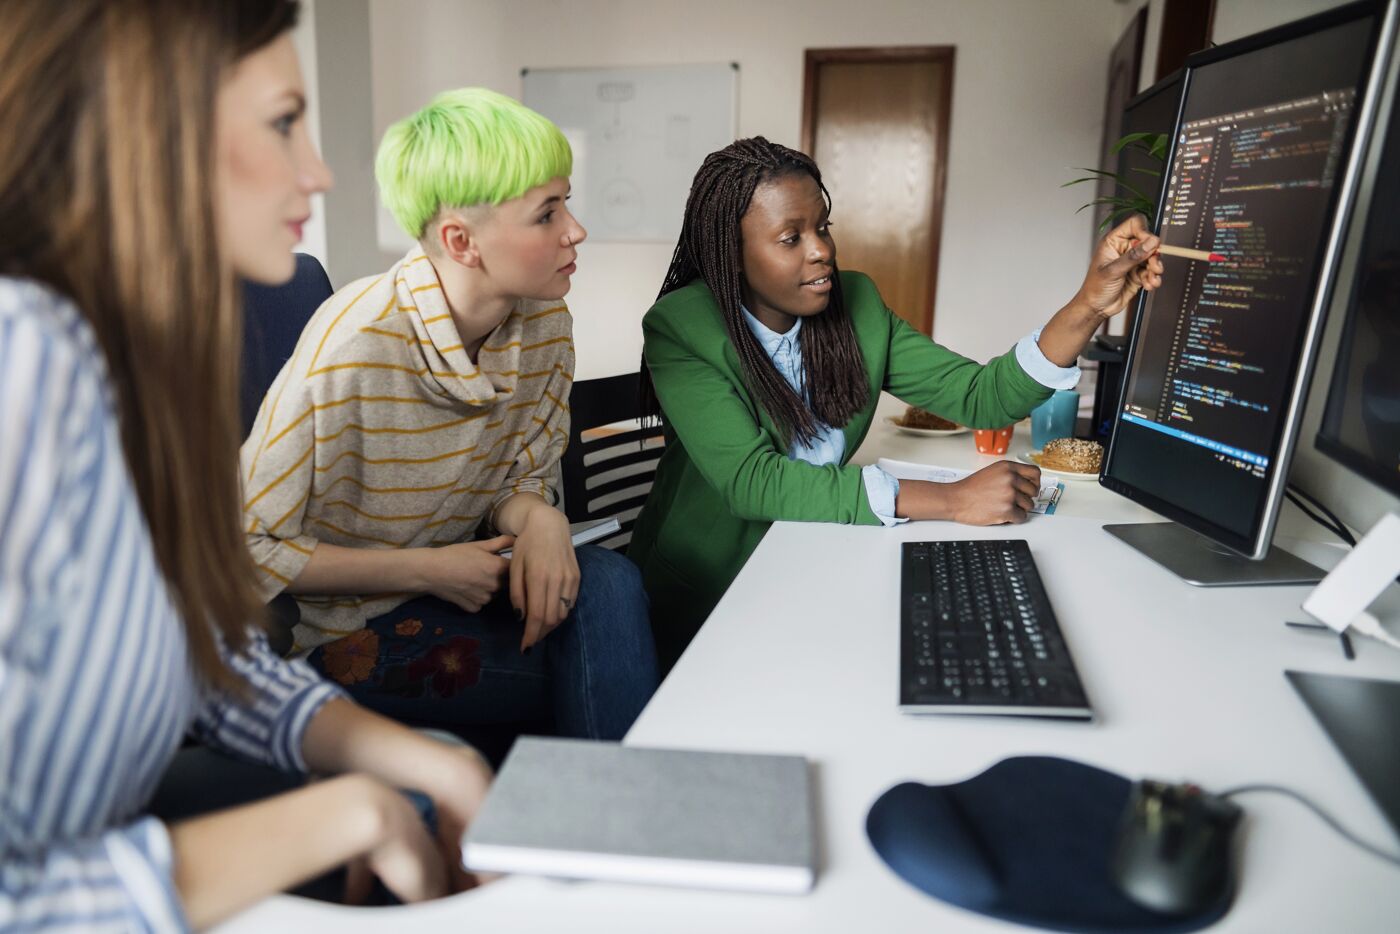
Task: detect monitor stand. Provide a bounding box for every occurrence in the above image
[1104,522,1325,586]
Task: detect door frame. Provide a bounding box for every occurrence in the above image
[800,46,956,335]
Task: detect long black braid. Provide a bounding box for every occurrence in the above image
[639,137,870,447]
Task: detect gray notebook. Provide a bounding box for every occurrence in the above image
[460,737,816,893]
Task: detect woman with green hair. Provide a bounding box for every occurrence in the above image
[241,87,658,741]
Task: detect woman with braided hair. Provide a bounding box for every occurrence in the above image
[629,137,1164,671]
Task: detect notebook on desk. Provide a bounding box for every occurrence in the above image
[460,737,817,893]
[497,516,620,558]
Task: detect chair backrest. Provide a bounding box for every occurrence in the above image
[239,253,334,437]
[560,372,665,551]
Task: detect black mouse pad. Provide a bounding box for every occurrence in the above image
[866,756,1233,933]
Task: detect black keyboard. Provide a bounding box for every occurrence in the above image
[900,540,1092,719]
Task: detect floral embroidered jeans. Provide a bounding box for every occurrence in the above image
[307,546,659,741]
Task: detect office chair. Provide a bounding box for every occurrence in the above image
[239,253,334,656]
[560,372,665,551]
[239,252,334,437]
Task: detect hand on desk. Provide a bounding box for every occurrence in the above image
[303,700,495,904]
[423,744,496,894]
[897,460,1043,525]
[343,742,495,901]
[341,778,450,904]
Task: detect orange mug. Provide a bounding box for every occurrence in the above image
[973,425,1014,455]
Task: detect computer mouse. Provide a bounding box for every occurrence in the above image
[1110,779,1243,916]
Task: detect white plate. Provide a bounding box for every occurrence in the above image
[1019,450,1101,481]
[885,416,969,437]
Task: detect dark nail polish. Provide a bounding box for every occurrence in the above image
[523,645,533,655]
[514,608,524,622]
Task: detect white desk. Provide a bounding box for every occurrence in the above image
[219,395,1400,933]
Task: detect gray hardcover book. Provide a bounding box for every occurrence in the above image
[460,737,816,893]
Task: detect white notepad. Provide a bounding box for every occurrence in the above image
[498,516,621,558]
[460,737,817,893]
[877,457,1063,514]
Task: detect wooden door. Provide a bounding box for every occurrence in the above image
[801,47,955,335]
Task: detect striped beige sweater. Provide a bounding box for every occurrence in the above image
[240,246,573,650]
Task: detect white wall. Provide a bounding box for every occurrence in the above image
[1119,0,1166,93]
[289,0,328,269]
[1116,0,1347,95]
[1212,0,1344,44]
[313,0,390,287]
[366,0,1125,379]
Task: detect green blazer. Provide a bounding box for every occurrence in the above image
[628,270,1051,671]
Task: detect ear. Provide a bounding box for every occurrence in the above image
[434,211,483,269]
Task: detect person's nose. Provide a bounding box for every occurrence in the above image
[298,133,334,195]
[563,213,587,248]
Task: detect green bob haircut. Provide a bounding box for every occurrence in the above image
[375,87,573,239]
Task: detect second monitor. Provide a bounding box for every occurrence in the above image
[1100,1,1385,585]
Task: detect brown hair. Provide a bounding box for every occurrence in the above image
[640,137,869,446]
[0,0,299,689]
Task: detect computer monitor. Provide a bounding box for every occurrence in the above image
[1117,69,1184,218]
[1316,23,1400,499]
[1287,3,1400,839]
[1100,1,1386,585]
[1303,0,1400,631]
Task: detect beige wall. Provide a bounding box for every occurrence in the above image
[1211,0,1345,45]
[290,0,327,269]
[366,0,1124,379]
[1117,0,1346,94]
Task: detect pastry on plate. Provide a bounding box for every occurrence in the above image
[1036,438,1103,473]
[900,405,960,431]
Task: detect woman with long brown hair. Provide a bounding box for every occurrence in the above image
[0,0,491,927]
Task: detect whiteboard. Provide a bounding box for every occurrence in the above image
[523,63,738,243]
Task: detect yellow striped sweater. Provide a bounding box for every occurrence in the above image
[240,246,573,650]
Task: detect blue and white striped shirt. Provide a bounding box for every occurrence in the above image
[0,279,343,932]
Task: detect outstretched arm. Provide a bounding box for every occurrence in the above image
[1036,214,1164,366]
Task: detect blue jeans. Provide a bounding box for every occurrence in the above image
[307,546,658,741]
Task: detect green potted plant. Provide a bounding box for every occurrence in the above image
[1064,132,1169,232]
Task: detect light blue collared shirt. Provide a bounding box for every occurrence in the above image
[740,307,1079,526]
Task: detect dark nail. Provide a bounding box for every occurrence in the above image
[514,608,524,622]
[523,645,533,655]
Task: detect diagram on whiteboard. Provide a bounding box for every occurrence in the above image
[524,63,738,243]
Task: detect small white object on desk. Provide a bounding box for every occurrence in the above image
[1302,511,1400,652]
